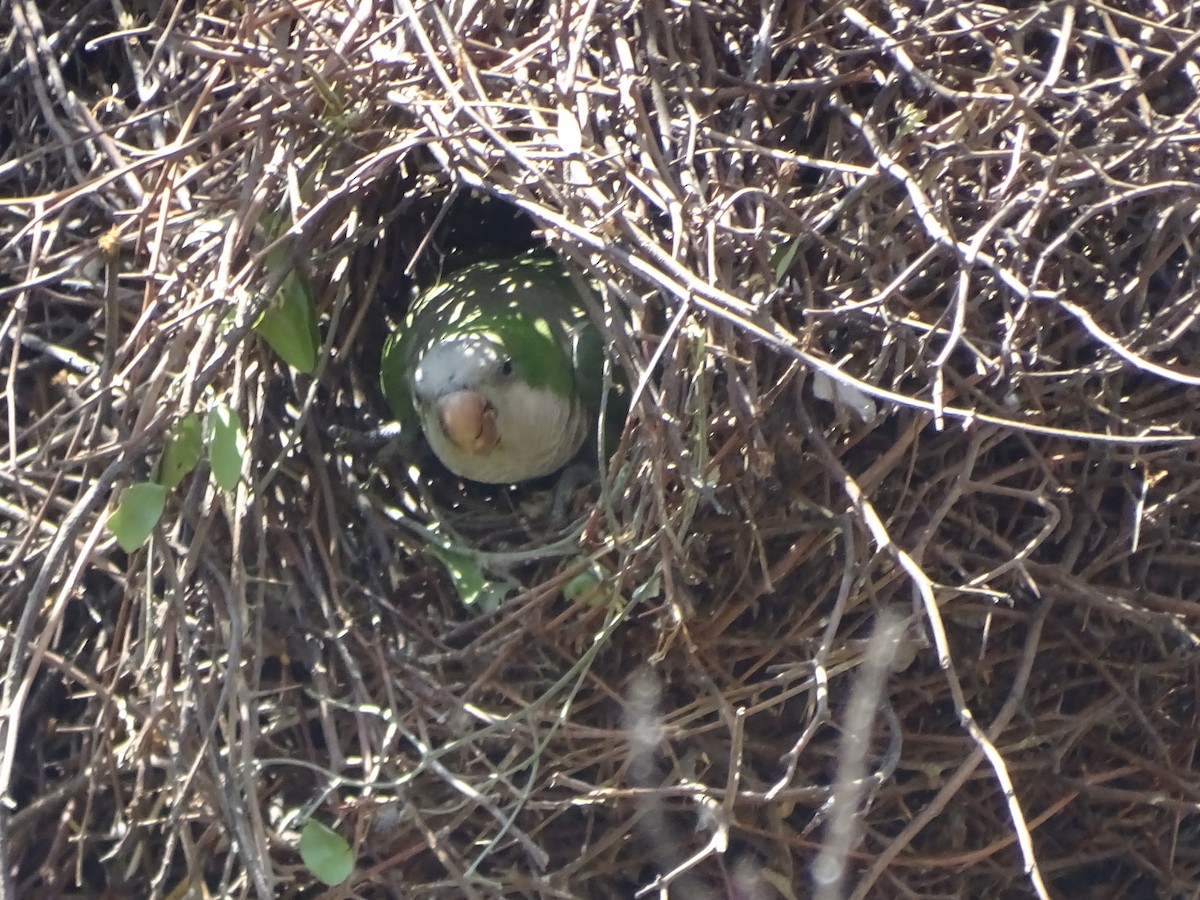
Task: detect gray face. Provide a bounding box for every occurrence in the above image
[407,330,587,484]
[411,333,515,407]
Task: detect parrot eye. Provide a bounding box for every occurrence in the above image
[500,358,514,377]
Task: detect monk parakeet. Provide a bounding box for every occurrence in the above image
[379,256,611,484]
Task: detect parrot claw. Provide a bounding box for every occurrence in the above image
[328,421,402,446]
[329,421,415,463]
[548,461,597,529]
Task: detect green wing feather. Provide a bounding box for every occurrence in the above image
[379,328,417,433]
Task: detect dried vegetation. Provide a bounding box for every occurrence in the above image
[2,1,1200,898]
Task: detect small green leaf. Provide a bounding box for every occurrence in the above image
[206,403,247,492]
[894,101,927,140]
[254,271,319,373]
[771,235,801,282]
[631,572,662,605]
[564,566,606,605]
[107,482,167,552]
[426,543,514,611]
[158,413,203,491]
[298,819,354,887]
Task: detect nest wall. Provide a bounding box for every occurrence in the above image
[2,1,1199,898]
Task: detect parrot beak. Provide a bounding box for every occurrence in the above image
[436,390,500,455]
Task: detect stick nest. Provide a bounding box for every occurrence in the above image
[3,2,1200,898]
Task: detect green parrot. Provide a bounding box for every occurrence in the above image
[379,256,612,484]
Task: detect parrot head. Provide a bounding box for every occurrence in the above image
[407,323,588,484]
[412,333,508,457]
[380,256,606,485]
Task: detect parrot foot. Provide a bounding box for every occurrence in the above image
[549,461,597,529]
[328,420,403,446]
[328,421,414,464]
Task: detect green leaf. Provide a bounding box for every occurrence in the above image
[894,101,927,140]
[564,566,606,606]
[206,403,247,492]
[426,543,514,611]
[157,413,203,491]
[771,235,801,282]
[631,571,662,605]
[107,482,167,552]
[298,819,354,887]
[254,271,319,373]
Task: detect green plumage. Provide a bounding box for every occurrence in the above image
[379,256,617,484]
